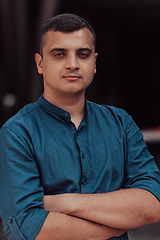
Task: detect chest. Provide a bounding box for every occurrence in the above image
[33,121,125,194]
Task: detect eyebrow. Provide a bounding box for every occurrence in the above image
[77,48,92,53]
[49,48,67,54]
[49,47,92,54]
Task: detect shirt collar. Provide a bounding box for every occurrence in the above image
[38,94,88,125]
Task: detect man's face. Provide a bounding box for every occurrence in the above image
[35,28,97,101]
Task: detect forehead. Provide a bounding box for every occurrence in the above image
[43,28,95,51]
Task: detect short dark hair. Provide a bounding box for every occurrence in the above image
[39,13,96,56]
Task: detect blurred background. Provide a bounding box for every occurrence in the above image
[0,0,160,239]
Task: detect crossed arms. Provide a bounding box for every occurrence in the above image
[1,110,160,240]
[36,188,160,240]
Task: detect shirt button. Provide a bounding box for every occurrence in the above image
[83,180,87,185]
[64,113,69,117]
[82,154,85,158]
[9,218,13,223]
[76,132,79,136]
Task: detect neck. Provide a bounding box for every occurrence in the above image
[43,91,86,129]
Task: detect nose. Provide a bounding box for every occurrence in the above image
[65,54,79,71]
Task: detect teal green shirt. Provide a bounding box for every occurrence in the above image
[0,95,160,240]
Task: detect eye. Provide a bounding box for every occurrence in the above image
[54,52,65,58]
[78,52,90,59]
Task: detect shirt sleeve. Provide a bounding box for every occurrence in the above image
[123,113,160,201]
[0,126,48,240]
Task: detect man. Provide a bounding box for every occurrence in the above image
[0,13,160,240]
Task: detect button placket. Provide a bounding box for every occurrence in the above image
[75,128,90,192]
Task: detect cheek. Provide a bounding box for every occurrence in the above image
[42,63,59,78]
[83,62,96,75]
[88,65,96,79]
[84,68,95,87]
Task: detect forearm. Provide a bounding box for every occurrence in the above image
[67,189,160,229]
[35,211,126,240]
[43,188,160,230]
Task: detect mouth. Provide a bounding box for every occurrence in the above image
[63,75,81,81]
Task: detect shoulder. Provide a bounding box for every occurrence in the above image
[1,100,41,134]
[86,100,132,126]
[87,100,127,114]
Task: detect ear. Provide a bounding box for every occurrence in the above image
[94,53,98,74]
[35,53,43,74]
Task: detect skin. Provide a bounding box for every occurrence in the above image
[36,212,126,240]
[35,28,160,239]
[43,189,160,230]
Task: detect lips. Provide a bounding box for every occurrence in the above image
[63,75,81,81]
